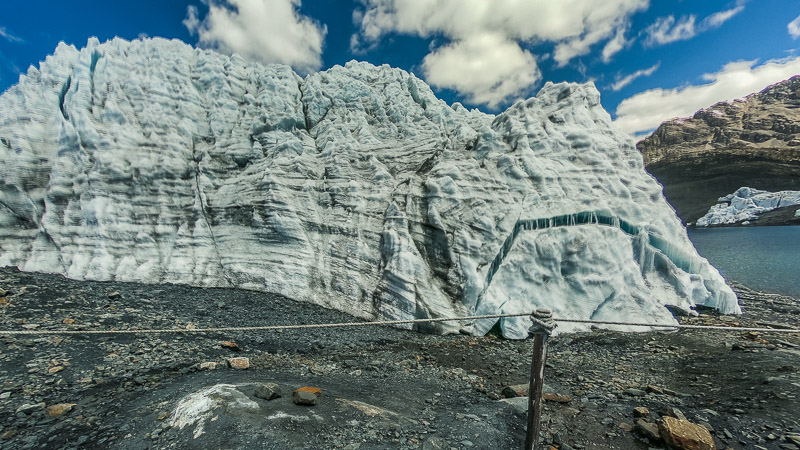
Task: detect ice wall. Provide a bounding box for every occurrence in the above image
[0,37,739,337]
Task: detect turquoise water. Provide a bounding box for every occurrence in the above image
[688,226,800,297]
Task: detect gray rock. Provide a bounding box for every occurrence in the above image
[422,436,447,450]
[293,388,319,406]
[623,388,647,397]
[254,383,281,401]
[634,419,661,441]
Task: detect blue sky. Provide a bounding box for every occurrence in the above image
[1,0,800,137]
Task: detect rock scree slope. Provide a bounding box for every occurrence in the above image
[0,37,738,338]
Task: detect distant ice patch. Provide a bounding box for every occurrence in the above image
[697,187,800,226]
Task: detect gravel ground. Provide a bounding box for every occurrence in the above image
[0,267,798,450]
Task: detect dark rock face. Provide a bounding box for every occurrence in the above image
[638,76,800,224]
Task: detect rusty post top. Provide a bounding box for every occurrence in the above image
[529,308,557,336]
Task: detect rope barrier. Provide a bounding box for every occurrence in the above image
[0,313,798,336]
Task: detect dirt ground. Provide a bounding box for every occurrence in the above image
[0,267,798,449]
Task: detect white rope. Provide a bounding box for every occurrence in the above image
[0,313,798,336]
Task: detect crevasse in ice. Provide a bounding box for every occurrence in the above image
[0,37,739,338]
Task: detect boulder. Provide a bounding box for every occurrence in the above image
[659,416,716,450]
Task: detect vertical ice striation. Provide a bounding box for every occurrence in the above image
[0,38,739,338]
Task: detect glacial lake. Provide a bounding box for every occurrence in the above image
[688,225,800,297]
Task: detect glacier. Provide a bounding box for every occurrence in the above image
[696,187,800,227]
[0,37,739,338]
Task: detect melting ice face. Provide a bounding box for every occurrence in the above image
[0,37,738,338]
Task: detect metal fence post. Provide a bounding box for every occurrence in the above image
[525,309,556,450]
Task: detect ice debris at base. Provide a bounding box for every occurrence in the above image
[697,187,800,226]
[0,37,739,339]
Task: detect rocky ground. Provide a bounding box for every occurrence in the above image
[0,267,798,450]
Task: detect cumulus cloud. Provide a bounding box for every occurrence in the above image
[184,0,327,74]
[610,62,660,91]
[421,33,540,108]
[352,0,648,106]
[644,3,744,46]
[613,56,800,136]
[0,26,23,43]
[789,14,800,39]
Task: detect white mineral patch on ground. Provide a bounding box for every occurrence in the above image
[697,187,800,226]
[0,37,739,338]
[170,384,259,439]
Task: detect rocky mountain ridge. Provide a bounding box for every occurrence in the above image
[638,76,800,224]
[0,37,737,338]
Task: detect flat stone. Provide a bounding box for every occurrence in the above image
[227,357,250,370]
[635,419,661,441]
[634,406,650,418]
[293,387,321,406]
[659,416,716,450]
[254,383,281,400]
[220,341,240,351]
[46,403,76,418]
[198,361,218,370]
[108,291,121,300]
[16,402,45,414]
[623,388,647,397]
[619,422,635,432]
[62,318,75,324]
[542,393,572,403]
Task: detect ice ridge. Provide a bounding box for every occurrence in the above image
[0,37,739,338]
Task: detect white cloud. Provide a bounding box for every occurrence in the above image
[613,56,800,136]
[610,62,660,91]
[0,26,23,43]
[644,4,744,46]
[602,26,630,63]
[644,15,697,45]
[789,14,800,39]
[421,33,540,109]
[352,0,648,106]
[183,0,327,74]
[701,4,745,29]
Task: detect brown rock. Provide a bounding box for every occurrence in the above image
[634,406,650,418]
[619,422,635,432]
[227,357,250,370]
[46,403,76,418]
[220,340,240,351]
[659,416,716,450]
[542,393,572,403]
[108,291,121,300]
[48,366,64,374]
[198,361,218,370]
[62,318,75,324]
[501,384,528,398]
